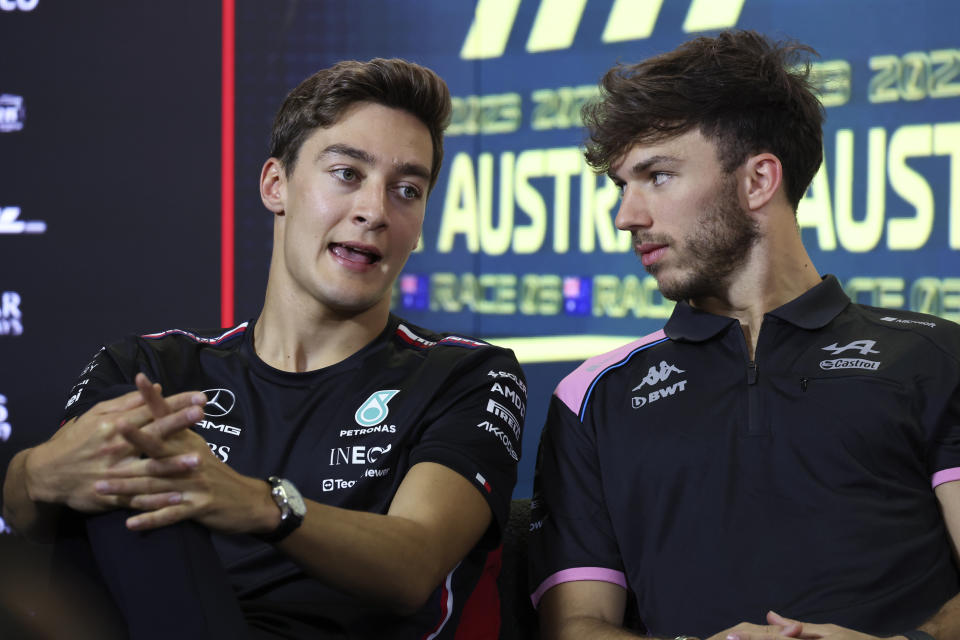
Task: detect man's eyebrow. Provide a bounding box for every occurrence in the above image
[394,160,431,183]
[628,154,681,175]
[318,143,431,182]
[318,143,375,165]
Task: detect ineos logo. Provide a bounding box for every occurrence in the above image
[202,388,236,417]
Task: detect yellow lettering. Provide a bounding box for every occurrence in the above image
[797,163,837,251]
[844,277,904,307]
[513,150,548,254]
[431,273,460,312]
[580,170,629,253]
[519,274,562,315]
[834,128,886,252]
[933,123,960,249]
[546,148,581,253]
[478,153,513,256]
[910,278,960,322]
[887,124,934,250]
[437,153,480,253]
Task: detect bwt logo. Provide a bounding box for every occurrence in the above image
[0,0,38,11]
[0,95,25,132]
[460,0,746,59]
[0,207,46,235]
[0,292,23,336]
[0,394,12,443]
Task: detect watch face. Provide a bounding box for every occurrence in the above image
[279,478,307,516]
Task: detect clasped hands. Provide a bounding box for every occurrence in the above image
[707,611,884,640]
[26,373,275,535]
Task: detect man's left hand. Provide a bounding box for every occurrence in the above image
[93,373,278,535]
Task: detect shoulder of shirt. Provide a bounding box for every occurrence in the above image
[554,328,670,417]
[392,319,501,353]
[133,321,250,349]
[848,304,960,359]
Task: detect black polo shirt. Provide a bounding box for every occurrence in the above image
[529,275,960,637]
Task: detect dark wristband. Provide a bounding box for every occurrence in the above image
[901,631,935,640]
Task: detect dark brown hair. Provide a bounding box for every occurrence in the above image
[269,58,451,193]
[583,30,824,209]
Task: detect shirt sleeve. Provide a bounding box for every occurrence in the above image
[926,332,960,487]
[527,393,625,608]
[61,338,145,425]
[408,346,525,546]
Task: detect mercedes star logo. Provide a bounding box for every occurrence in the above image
[203,388,236,417]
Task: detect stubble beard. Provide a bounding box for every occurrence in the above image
[643,176,760,302]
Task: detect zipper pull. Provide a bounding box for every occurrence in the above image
[800,377,808,392]
[747,361,758,384]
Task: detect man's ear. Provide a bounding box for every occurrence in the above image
[741,152,783,211]
[260,158,286,215]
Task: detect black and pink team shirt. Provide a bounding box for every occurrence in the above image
[529,275,960,637]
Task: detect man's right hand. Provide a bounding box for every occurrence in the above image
[21,385,207,513]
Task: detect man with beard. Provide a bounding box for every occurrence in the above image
[528,30,960,640]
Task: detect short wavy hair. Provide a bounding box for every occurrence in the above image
[270,58,451,193]
[583,30,824,209]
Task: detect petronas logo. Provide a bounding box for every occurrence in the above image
[355,390,400,427]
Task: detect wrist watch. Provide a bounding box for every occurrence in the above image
[259,476,306,543]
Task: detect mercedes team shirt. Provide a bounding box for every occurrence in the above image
[61,314,527,639]
[529,275,960,637]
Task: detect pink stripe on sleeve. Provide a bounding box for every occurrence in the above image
[932,467,960,488]
[555,330,667,415]
[530,567,627,608]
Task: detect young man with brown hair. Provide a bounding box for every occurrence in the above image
[529,30,960,640]
[3,58,524,639]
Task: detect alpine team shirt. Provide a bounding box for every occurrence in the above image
[60,314,527,638]
[528,275,960,637]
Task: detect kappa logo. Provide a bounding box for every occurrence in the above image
[821,340,879,356]
[202,388,236,417]
[632,361,685,391]
[460,0,745,59]
[355,390,399,427]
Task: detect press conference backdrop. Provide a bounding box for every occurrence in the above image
[1,1,959,537]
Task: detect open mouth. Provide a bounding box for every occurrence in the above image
[329,242,382,265]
